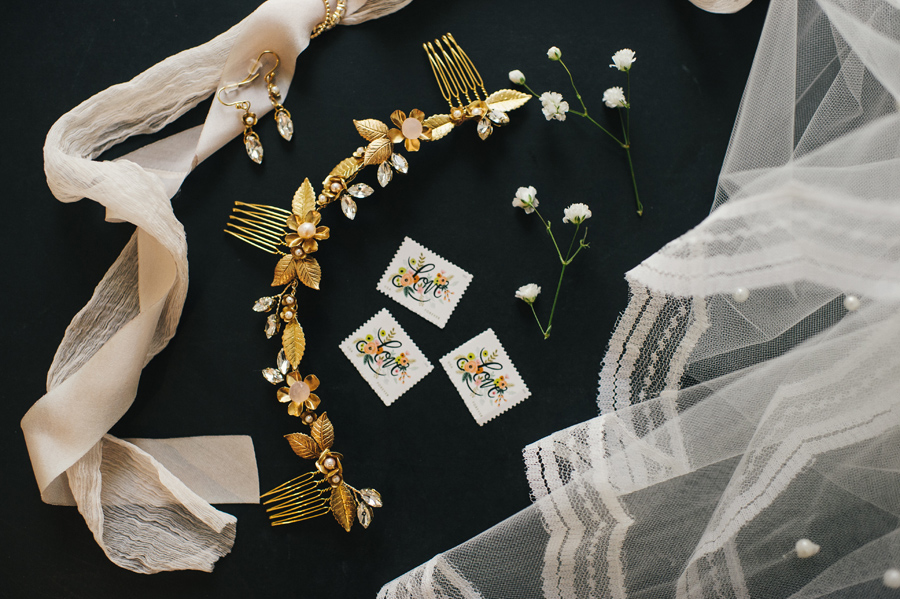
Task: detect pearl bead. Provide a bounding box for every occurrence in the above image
[732,287,750,303]
[795,538,820,558]
[884,569,900,589]
[289,381,310,404]
[304,414,314,423]
[283,310,294,320]
[323,457,336,469]
[283,295,295,306]
[472,107,482,116]
[244,115,256,126]
[330,181,342,193]
[297,222,317,239]
[292,247,304,257]
[843,294,860,312]
[331,474,342,484]
[452,109,462,118]
[318,194,327,203]
[269,85,280,96]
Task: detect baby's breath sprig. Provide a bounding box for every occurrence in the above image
[509,47,643,216]
[512,186,591,339]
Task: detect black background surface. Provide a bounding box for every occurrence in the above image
[2,1,768,597]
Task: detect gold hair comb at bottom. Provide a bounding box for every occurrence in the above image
[260,413,382,530]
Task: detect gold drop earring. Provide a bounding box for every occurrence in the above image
[217,71,264,164]
[255,50,294,142]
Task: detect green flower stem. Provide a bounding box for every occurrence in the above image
[534,208,566,264]
[558,59,588,116]
[522,82,541,98]
[569,109,623,145]
[626,70,631,140]
[528,302,549,338]
[528,220,589,340]
[619,108,643,216]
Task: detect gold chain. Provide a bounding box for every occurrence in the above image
[310,0,346,39]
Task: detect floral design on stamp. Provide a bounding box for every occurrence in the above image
[340,308,433,406]
[355,325,416,383]
[390,252,454,303]
[377,237,473,328]
[440,329,530,425]
[455,348,513,404]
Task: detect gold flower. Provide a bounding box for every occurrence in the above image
[285,210,330,260]
[277,372,322,417]
[387,109,432,152]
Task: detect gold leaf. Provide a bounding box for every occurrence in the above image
[282,319,306,370]
[285,433,320,460]
[311,412,334,450]
[486,89,531,113]
[423,114,451,129]
[292,178,316,217]
[330,483,356,532]
[295,257,322,290]
[430,122,455,141]
[328,157,362,182]
[272,254,296,286]
[363,137,392,166]
[353,119,389,142]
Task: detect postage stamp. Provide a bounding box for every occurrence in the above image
[340,308,433,406]
[440,328,531,425]
[376,237,473,329]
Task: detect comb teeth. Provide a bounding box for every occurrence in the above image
[424,33,487,110]
[224,201,293,254]
[261,472,331,526]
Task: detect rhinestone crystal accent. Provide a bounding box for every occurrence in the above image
[262,367,284,385]
[357,502,373,528]
[390,153,409,174]
[277,349,290,375]
[265,314,278,338]
[488,109,509,125]
[253,296,275,312]
[341,195,358,220]
[476,118,493,140]
[359,488,383,508]
[377,161,393,187]
[244,133,263,164]
[348,183,374,198]
[275,109,294,141]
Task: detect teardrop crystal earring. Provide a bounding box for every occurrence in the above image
[255,50,294,142]
[217,73,264,164]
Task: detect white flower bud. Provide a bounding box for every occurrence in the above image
[515,284,542,304]
[508,69,526,85]
[602,86,627,109]
[562,203,592,225]
[512,186,539,214]
[610,48,636,71]
[539,91,569,122]
[547,46,561,61]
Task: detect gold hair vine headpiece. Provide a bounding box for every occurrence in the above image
[226,33,528,531]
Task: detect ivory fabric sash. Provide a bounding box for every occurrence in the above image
[23,0,410,574]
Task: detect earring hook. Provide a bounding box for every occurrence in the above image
[217,70,260,108]
[252,50,281,84]
[216,50,281,108]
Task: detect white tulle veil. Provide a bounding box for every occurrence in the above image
[378,0,900,597]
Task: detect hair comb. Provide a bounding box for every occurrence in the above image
[225,34,528,531]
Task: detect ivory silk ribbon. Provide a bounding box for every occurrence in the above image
[23,0,411,574]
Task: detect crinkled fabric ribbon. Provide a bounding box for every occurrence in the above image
[22,0,411,574]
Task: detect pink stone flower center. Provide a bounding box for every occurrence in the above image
[401,118,423,140]
[289,381,311,404]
